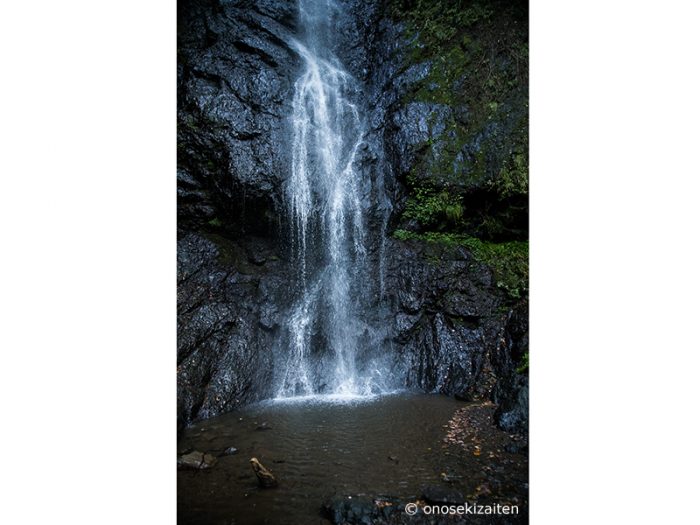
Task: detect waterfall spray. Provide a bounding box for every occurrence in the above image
[277,0,385,398]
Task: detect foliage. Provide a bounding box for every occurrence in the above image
[392,229,415,241]
[389,0,494,49]
[402,174,464,226]
[468,238,528,299]
[516,352,529,374]
[392,230,528,299]
[493,151,528,198]
[392,0,527,116]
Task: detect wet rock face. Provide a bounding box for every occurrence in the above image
[177,231,289,431]
[492,303,529,433]
[495,374,528,433]
[344,0,528,424]
[178,0,299,236]
[383,238,526,405]
[177,0,301,431]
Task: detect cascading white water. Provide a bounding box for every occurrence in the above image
[277,0,384,398]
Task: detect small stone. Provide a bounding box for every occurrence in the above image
[177,451,217,470]
[219,446,238,457]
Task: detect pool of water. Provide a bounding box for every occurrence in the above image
[177,392,520,524]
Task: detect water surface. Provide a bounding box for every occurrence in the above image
[178,393,467,524]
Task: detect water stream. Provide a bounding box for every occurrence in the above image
[277,0,389,398]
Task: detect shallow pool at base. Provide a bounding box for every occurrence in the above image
[178,392,526,525]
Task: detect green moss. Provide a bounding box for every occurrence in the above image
[467,238,528,299]
[392,229,415,241]
[182,114,199,131]
[392,229,528,299]
[493,150,528,198]
[402,173,464,227]
[516,352,529,374]
[389,0,529,240]
[392,0,525,119]
[207,217,222,227]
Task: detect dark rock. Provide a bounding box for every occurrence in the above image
[177,451,217,470]
[495,374,529,434]
[492,303,529,434]
[421,485,464,505]
[178,0,298,236]
[390,102,453,175]
[247,248,267,266]
[505,439,528,455]
[322,496,401,525]
[177,232,283,430]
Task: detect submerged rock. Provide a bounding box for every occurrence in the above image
[421,485,464,505]
[322,496,401,525]
[505,439,528,455]
[177,451,217,470]
[250,457,278,488]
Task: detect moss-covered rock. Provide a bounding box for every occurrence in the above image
[387,0,528,242]
[393,229,528,301]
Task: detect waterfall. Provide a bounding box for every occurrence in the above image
[277,0,385,398]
